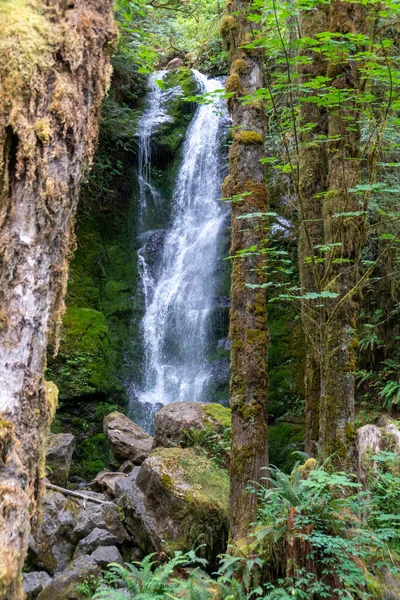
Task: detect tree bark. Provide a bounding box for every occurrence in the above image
[221,0,269,544]
[319,0,366,469]
[297,4,329,456]
[0,2,116,597]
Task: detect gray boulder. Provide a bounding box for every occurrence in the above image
[116,447,229,568]
[104,411,153,464]
[46,433,76,487]
[92,471,128,496]
[30,491,80,574]
[167,57,184,69]
[37,555,100,600]
[74,527,119,557]
[71,502,127,544]
[23,572,52,599]
[153,402,231,449]
[91,545,123,568]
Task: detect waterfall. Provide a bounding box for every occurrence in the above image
[132,69,228,421]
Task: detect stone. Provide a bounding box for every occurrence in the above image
[92,471,128,495]
[46,433,76,487]
[116,447,229,569]
[91,545,123,568]
[74,527,119,557]
[153,402,231,449]
[104,411,153,464]
[119,460,135,474]
[30,491,81,574]
[23,572,52,599]
[37,556,101,600]
[357,423,400,486]
[71,502,128,544]
[166,57,184,69]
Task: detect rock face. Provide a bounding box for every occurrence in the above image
[23,572,52,599]
[104,411,153,464]
[74,528,119,557]
[90,545,123,568]
[153,402,231,449]
[46,433,76,487]
[357,423,400,486]
[71,501,127,544]
[116,447,229,568]
[167,57,184,69]
[37,556,100,600]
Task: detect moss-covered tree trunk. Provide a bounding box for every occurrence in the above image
[221,0,269,544]
[298,4,329,455]
[319,0,366,469]
[0,1,116,597]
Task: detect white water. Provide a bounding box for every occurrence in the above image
[134,69,227,411]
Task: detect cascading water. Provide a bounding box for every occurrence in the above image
[132,69,228,424]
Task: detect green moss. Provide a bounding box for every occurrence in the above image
[220,15,237,39]
[47,307,112,400]
[234,130,264,145]
[268,422,306,472]
[70,433,110,480]
[203,404,231,429]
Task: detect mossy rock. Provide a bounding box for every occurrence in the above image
[47,307,113,400]
[151,67,199,159]
[118,447,229,569]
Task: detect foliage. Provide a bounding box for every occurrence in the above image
[182,424,231,469]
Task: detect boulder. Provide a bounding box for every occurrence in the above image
[104,411,153,464]
[30,491,81,574]
[166,57,184,69]
[37,556,100,600]
[23,572,52,599]
[153,402,231,449]
[74,527,119,557]
[119,460,135,473]
[91,545,123,568]
[46,433,76,487]
[116,447,229,569]
[71,502,128,544]
[92,471,128,495]
[357,423,400,486]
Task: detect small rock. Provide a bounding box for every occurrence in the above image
[92,471,128,495]
[46,433,76,487]
[37,555,100,600]
[75,527,119,557]
[72,503,127,544]
[166,57,184,69]
[91,545,123,568]
[23,572,52,599]
[119,460,135,474]
[104,411,153,464]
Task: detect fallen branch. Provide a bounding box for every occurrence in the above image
[45,482,112,505]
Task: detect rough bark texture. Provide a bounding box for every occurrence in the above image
[0,2,116,597]
[298,5,329,455]
[221,0,269,543]
[319,0,366,469]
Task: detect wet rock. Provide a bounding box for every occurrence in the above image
[46,433,76,487]
[72,502,127,544]
[23,572,52,599]
[37,556,100,600]
[167,57,184,69]
[74,527,119,557]
[91,545,123,568]
[116,447,229,569]
[30,491,81,574]
[104,411,153,464]
[153,402,231,448]
[92,471,128,495]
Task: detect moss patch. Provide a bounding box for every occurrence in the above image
[203,403,231,429]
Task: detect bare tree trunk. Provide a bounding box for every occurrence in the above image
[0,2,116,597]
[221,0,269,544]
[298,5,329,456]
[319,0,366,469]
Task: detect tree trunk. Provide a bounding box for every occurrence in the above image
[221,0,269,544]
[0,2,116,597]
[319,0,366,469]
[297,4,329,456]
